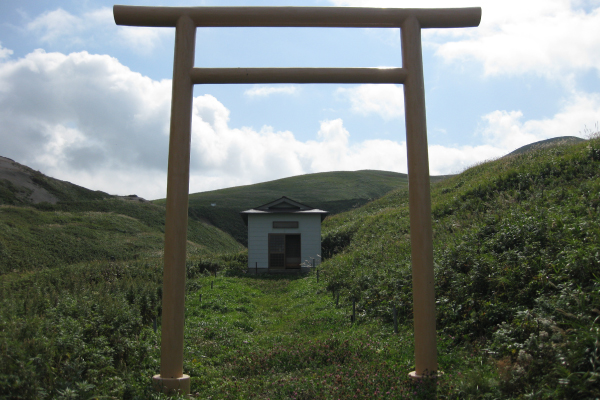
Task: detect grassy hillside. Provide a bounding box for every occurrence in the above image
[0,157,244,274]
[161,170,449,246]
[160,136,576,247]
[503,136,585,157]
[3,136,599,399]
[0,198,244,275]
[320,136,600,398]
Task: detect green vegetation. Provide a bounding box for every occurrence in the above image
[0,198,244,274]
[161,170,443,246]
[1,136,599,398]
[321,137,600,398]
[503,135,585,157]
[1,157,243,273]
[0,262,482,399]
[0,260,164,399]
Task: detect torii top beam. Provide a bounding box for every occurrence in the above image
[114,6,481,29]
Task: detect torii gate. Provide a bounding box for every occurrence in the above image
[114,5,481,395]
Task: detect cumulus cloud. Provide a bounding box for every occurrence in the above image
[0,43,12,60]
[244,86,298,97]
[1,47,596,199]
[187,102,409,189]
[0,48,411,199]
[428,143,504,175]
[26,7,168,53]
[479,91,600,149]
[27,8,84,43]
[429,91,600,174]
[337,84,404,119]
[329,0,600,79]
[0,49,172,198]
[436,3,600,78]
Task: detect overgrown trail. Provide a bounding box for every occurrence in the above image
[181,273,446,399]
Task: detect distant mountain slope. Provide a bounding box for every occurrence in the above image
[0,156,243,274]
[0,156,111,205]
[159,170,450,246]
[187,169,412,209]
[504,136,585,157]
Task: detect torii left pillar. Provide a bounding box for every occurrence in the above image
[153,14,195,395]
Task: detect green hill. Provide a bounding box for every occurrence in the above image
[0,156,243,274]
[504,136,585,157]
[320,136,599,397]
[159,136,584,248]
[159,170,449,246]
[2,136,599,398]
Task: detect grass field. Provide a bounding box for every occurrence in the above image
[1,136,598,398]
[0,263,490,399]
[0,198,244,275]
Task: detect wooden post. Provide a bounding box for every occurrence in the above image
[393,306,398,334]
[152,14,195,396]
[255,261,258,275]
[402,16,438,379]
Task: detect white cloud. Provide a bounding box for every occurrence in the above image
[428,144,504,175]
[117,27,166,54]
[83,8,114,25]
[0,49,411,199]
[329,0,600,79]
[436,3,600,78]
[1,48,597,200]
[26,7,168,54]
[244,86,298,97]
[0,43,12,60]
[479,91,600,149]
[27,8,84,43]
[428,90,600,174]
[0,49,172,198]
[337,84,404,119]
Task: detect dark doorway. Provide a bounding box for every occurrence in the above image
[269,234,301,269]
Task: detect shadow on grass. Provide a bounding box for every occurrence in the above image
[238,271,310,282]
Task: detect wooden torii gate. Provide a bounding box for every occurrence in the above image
[114,5,481,395]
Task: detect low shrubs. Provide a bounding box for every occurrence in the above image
[321,138,600,398]
[0,261,164,399]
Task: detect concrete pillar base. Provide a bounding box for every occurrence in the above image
[152,374,190,395]
[409,370,443,380]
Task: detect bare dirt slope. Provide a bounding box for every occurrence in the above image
[0,156,59,204]
[0,155,114,205]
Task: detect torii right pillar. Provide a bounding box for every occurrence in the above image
[403,15,438,379]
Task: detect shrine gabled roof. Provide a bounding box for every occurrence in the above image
[239,196,328,224]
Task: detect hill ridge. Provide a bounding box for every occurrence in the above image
[0,155,111,205]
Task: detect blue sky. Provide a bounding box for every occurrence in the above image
[1,0,599,199]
